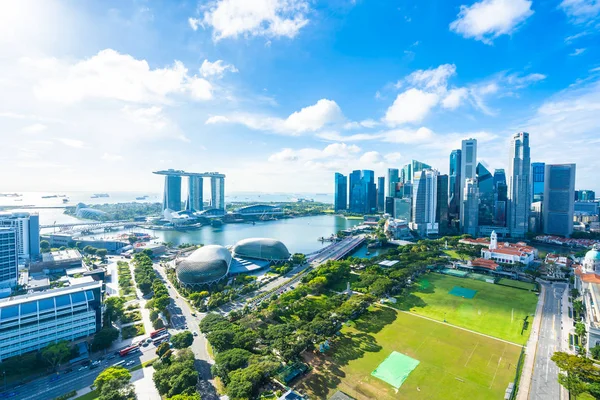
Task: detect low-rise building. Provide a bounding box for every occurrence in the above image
[573,245,600,353]
[463,231,537,266]
[384,219,411,240]
[30,250,83,272]
[0,280,102,361]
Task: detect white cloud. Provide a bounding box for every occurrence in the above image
[343,119,379,130]
[450,0,534,44]
[122,106,168,130]
[188,17,201,31]
[359,151,383,164]
[384,89,439,125]
[102,153,123,161]
[200,59,238,78]
[505,72,546,88]
[442,88,469,109]
[407,64,457,90]
[570,48,587,56]
[30,49,213,104]
[559,0,600,24]
[206,98,344,135]
[199,0,310,40]
[56,138,85,148]
[22,123,47,133]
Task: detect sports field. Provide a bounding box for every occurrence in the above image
[393,273,538,344]
[297,306,522,399]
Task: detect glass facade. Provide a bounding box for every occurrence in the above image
[387,169,399,198]
[532,162,545,202]
[377,177,385,212]
[508,132,531,237]
[543,164,575,237]
[448,149,462,218]
[163,175,182,211]
[0,229,17,288]
[349,170,376,214]
[187,176,204,212]
[334,173,348,211]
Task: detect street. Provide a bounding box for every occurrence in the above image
[530,282,566,400]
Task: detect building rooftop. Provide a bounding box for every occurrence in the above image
[471,258,499,271]
[42,249,82,263]
[0,280,101,306]
[378,260,400,267]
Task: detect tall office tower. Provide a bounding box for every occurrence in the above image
[0,212,40,260]
[349,170,376,214]
[531,162,545,202]
[461,178,479,236]
[460,139,477,230]
[401,160,432,184]
[377,177,385,212]
[410,169,439,236]
[508,132,531,238]
[476,163,494,226]
[187,176,204,212]
[334,173,348,212]
[543,164,576,237]
[349,170,362,213]
[364,171,377,214]
[576,190,596,201]
[0,228,18,288]
[385,197,395,216]
[387,169,399,198]
[448,149,462,219]
[163,174,182,211]
[210,177,225,210]
[493,169,508,226]
[436,174,449,234]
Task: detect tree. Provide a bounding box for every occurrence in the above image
[552,352,600,398]
[207,330,235,353]
[171,331,194,349]
[157,342,170,357]
[94,366,136,400]
[572,288,580,298]
[40,240,50,251]
[154,295,171,312]
[558,373,588,399]
[42,341,71,370]
[212,348,252,383]
[576,322,588,348]
[92,327,120,352]
[104,296,126,325]
[574,300,585,320]
[97,249,108,259]
[591,345,600,360]
[153,318,165,330]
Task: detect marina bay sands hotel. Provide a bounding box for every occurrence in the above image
[153,169,225,212]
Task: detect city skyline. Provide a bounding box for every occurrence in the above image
[1,1,600,194]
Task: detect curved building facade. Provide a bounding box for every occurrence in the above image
[232,238,291,262]
[176,245,231,287]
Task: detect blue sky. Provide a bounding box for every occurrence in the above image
[1,0,599,194]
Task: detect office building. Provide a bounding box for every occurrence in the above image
[0,228,18,289]
[334,173,348,212]
[575,202,599,215]
[387,169,399,198]
[349,170,376,214]
[394,198,411,221]
[187,176,203,212]
[460,139,477,231]
[436,174,449,234]
[385,197,395,216]
[493,169,508,227]
[410,169,439,236]
[543,164,576,237]
[508,132,531,238]
[462,178,479,236]
[0,280,102,361]
[576,190,596,201]
[0,212,40,260]
[162,174,182,211]
[210,176,225,210]
[448,149,462,220]
[377,177,385,212]
[532,162,545,202]
[477,163,494,226]
[401,160,432,184]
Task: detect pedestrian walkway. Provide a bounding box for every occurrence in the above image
[517,284,546,400]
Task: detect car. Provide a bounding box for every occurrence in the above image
[78,366,88,372]
[125,360,135,366]
[191,312,196,317]
[192,331,198,336]
[49,375,60,382]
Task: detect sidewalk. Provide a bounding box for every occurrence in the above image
[517,284,546,400]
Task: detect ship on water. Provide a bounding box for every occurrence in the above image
[91,193,110,198]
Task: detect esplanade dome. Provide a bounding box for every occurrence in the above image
[582,244,600,273]
[232,238,291,261]
[176,245,231,286]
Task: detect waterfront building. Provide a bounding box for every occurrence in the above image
[460,139,477,231]
[401,160,432,184]
[163,174,182,211]
[30,250,83,273]
[448,149,462,220]
[187,176,203,212]
[543,164,576,237]
[377,176,385,213]
[232,238,290,262]
[508,132,531,238]
[576,190,596,201]
[387,169,399,198]
[0,280,102,361]
[410,169,438,236]
[436,174,449,234]
[176,245,231,287]
[532,162,545,202]
[0,228,18,289]
[349,170,376,214]
[154,169,226,213]
[0,212,40,261]
[334,173,347,212]
[210,176,225,210]
[385,219,411,239]
[461,178,479,236]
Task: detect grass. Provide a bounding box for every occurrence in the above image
[121,323,146,339]
[442,249,467,260]
[297,305,522,400]
[392,274,538,344]
[131,357,158,372]
[74,391,98,400]
[497,278,537,291]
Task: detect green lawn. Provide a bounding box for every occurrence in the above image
[497,278,537,291]
[298,306,522,400]
[392,273,538,344]
[442,249,467,260]
[75,391,98,400]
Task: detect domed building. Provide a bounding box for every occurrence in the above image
[176,245,231,287]
[583,244,600,273]
[232,238,291,262]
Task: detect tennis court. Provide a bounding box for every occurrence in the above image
[440,268,469,277]
[449,286,477,299]
[371,351,420,389]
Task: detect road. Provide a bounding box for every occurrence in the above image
[153,265,220,400]
[530,282,566,400]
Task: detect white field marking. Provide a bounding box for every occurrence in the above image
[512,308,514,323]
[486,353,496,367]
[465,342,480,367]
[489,345,507,389]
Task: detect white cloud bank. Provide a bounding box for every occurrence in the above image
[199,59,238,78]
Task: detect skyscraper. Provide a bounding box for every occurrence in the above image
[334,173,348,212]
[460,139,477,230]
[436,174,449,234]
[508,132,531,238]
[543,164,576,237]
[410,169,439,236]
[349,170,376,214]
[576,190,596,201]
[0,228,18,288]
[0,212,40,260]
[476,163,494,226]
[187,176,204,212]
[387,168,399,198]
[377,177,385,212]
[401,160,431,183]
[462,178,479,236]
[493,169,507,227]
[532,162,545,202]
[163,175,182,211]
[210,177,225,210]
[448,149,462,219]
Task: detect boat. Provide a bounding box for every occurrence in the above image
[0,193,21,197]
[91,193,110,198]
[62,198,69,203]
[42,195,58,199]
[135,195,149,200]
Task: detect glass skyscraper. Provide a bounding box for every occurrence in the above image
[349,170,376,214]
[401,160,431,183]
[0,228,18,288]
[508,132,531,238]
[543,164,576,237]
[460,139,477,233]
[387,168,399,198]
[187,176,204,212]
[334,173,348,212]
[377,176,385,212]
[448,149,462,219]
[163,175,182,211]
[532,162,545,202]
[436,174,449,234]
[410,169,439,236]
[477,163,494,226]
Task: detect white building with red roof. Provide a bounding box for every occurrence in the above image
[479,231,537,266]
